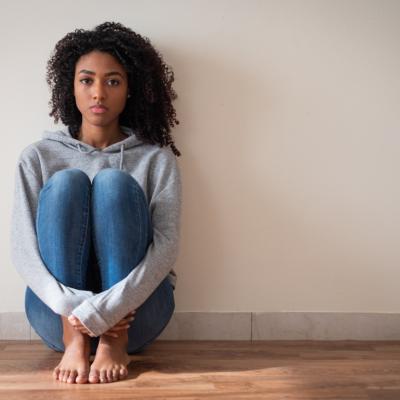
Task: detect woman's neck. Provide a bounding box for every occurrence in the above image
[77,125,128,149]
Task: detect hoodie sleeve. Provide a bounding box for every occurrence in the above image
[10,156,95,316]
[70,149,182,337]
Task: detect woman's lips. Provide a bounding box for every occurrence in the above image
[90,106,108,114]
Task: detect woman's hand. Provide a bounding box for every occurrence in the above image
[102,312,137,338]
[67,310,136,338]
[67,315,96,336]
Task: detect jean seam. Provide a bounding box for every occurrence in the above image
[76,184,90,289]
[135,182,152,251]
[134,186,143,255]
[91,185,105,290]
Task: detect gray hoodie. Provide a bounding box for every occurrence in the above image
[10,125,182,337]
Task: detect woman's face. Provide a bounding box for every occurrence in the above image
[73,50,129,128]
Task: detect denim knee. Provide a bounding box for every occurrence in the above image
[93,168,143,192]
[46,168,91,188]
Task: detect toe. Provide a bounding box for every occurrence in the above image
[119,366,128,379]
[65,370,73,383]
[59,370,66,382]
[89,369,99,384]
[100,369,107,383]
[76,370,89,384]
[53,367,60,380]
[111,368,119,381]
[62,370,70,383]
[67,371,77,384]
[106,369,114,383]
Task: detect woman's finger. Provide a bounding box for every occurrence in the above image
[68,315,84,327]
[111,318,134,329]
[126,311,136,317]
[104,331,119,338]
[116,317,135,326]
[111,324,130,331]
[71,320,96,336]
[74,326,93,336]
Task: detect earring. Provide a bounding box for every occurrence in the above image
[127,93,131,98]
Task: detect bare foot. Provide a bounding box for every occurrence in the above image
[88,331,130,383]
[53,315,91,384]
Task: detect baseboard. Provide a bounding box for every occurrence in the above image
[1,312,400,341]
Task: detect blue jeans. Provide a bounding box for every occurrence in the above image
[25,168,175,355]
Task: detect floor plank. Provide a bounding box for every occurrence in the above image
[0,340,400,399]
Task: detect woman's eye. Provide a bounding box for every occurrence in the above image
[79,78,120,86]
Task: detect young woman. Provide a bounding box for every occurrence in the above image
[10,21,182,385]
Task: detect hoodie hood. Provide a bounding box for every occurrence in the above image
[41,125,142,171]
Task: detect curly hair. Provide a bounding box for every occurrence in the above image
[46,21,181,157]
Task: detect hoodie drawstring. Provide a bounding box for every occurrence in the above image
[119,144,125,170]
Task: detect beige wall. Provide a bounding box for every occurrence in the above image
[2,0,399,314]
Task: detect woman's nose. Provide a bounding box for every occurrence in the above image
[92,82,106,100]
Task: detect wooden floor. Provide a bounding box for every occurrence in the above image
[1,340,400,399]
